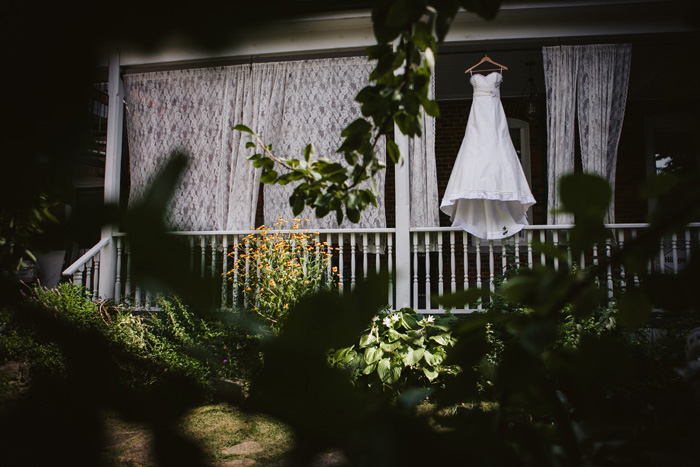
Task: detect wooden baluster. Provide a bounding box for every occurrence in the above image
[592,243,600,288]
[125,240,132,298]
[425,232,431,311]
[375,233,381,275]
[514,232,521,270]
[232,234,240,305]
[618,230,626,289]
[450,231,456,294]
[437,232,444,308]
[488,240,495,293]
[527,231,534,269]
[85,255,93,296]
[75,264,84,287]
[413,232,419,309]
[387,234,394,308]
[200,235,206,280]
[671,233,679,274]
[211,236,217,281]
[475,237,482,310]
[327,233,334,287]
[553,231,559,272]
[501,237,507,280]
[350,233,357,290]
[540,230,546,266]
[659,237,665,274]
[338,233,344,293]
[362,233,368,280]
[606,239,613,301]
[685,229,692,267]
[189,236,195,276]
[115,237,122,301]
[463,232,469,293]
[221,235,228,307]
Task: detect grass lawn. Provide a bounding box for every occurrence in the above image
[104,404,294,466]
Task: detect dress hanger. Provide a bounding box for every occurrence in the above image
[465,55,509,73]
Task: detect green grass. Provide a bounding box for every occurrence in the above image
[103,404,293,466]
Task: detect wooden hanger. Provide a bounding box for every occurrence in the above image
[465,55,509,73]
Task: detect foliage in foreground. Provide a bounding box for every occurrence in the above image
[0,283,262,398]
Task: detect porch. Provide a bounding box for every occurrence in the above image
[63,223,700,313]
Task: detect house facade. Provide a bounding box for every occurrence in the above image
[65,0,700,312]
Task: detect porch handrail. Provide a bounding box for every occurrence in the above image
[62,237,111,277]
[112,227,397,236]
[408,222,700,233]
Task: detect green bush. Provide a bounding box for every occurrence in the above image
[0,283,263,398]
[329,307,460,396]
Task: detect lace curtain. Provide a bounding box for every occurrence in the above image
[124,65,279,230]
[577,44,632,223]
[409,72,439,227]
[261,57,387,228]
[543,46,580,225]
[543,44,632,224]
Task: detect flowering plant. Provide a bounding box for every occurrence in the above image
[226,218,339,333]
[329,308,460,395]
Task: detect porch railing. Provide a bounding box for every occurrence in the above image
[62,223,700,312]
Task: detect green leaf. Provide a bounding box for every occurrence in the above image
[233,124,255,134]
[260,170,278,184]
[423,349,443,366]
[359,332,376,348]
[400,312,418,330]
[434,288,488,309]
[387,139,401,164]
[617,287,653,329]
[363,362,378,375]
[377,358,402,384]
[341,118,372,138]
[402,347,424,366]
[429,333,452,346]
[380,341,401,352]
[346,208,361,224]
[364,346,383,365]
[423,367,439,382]
[303,143,314,162]
[386,328,402,342]
[245,141,256,149]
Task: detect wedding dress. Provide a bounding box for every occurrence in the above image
[440,71,536,239]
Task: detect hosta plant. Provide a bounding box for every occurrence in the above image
[330,308,460,395]
[226,219,338,333]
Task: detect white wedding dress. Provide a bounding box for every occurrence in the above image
[440,72,536,239]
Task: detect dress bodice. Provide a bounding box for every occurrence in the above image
[470,72,502,98]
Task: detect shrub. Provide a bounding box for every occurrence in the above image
[329,307,460,396]
[0,283,263,398]
[227,219,338,333]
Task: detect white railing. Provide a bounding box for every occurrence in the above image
[409,223,700,313]
[62,223,700,312]
[61,237,111,300]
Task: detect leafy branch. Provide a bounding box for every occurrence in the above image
[235,0,501,224]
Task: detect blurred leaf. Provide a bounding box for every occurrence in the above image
[617,287,653,329]
[233,124,255,134]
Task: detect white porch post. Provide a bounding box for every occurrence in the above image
[98,49,124,299]
[394,126,411,308]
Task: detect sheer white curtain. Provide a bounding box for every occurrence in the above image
[577,44,632,223]
[409,72,439,227]
[124,65,264,230]
[543,44,632,224]
[261,57,387,228]
[543,46,580,225]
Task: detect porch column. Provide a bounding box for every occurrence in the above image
[98,48,124,299]
[394,125,411,308]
